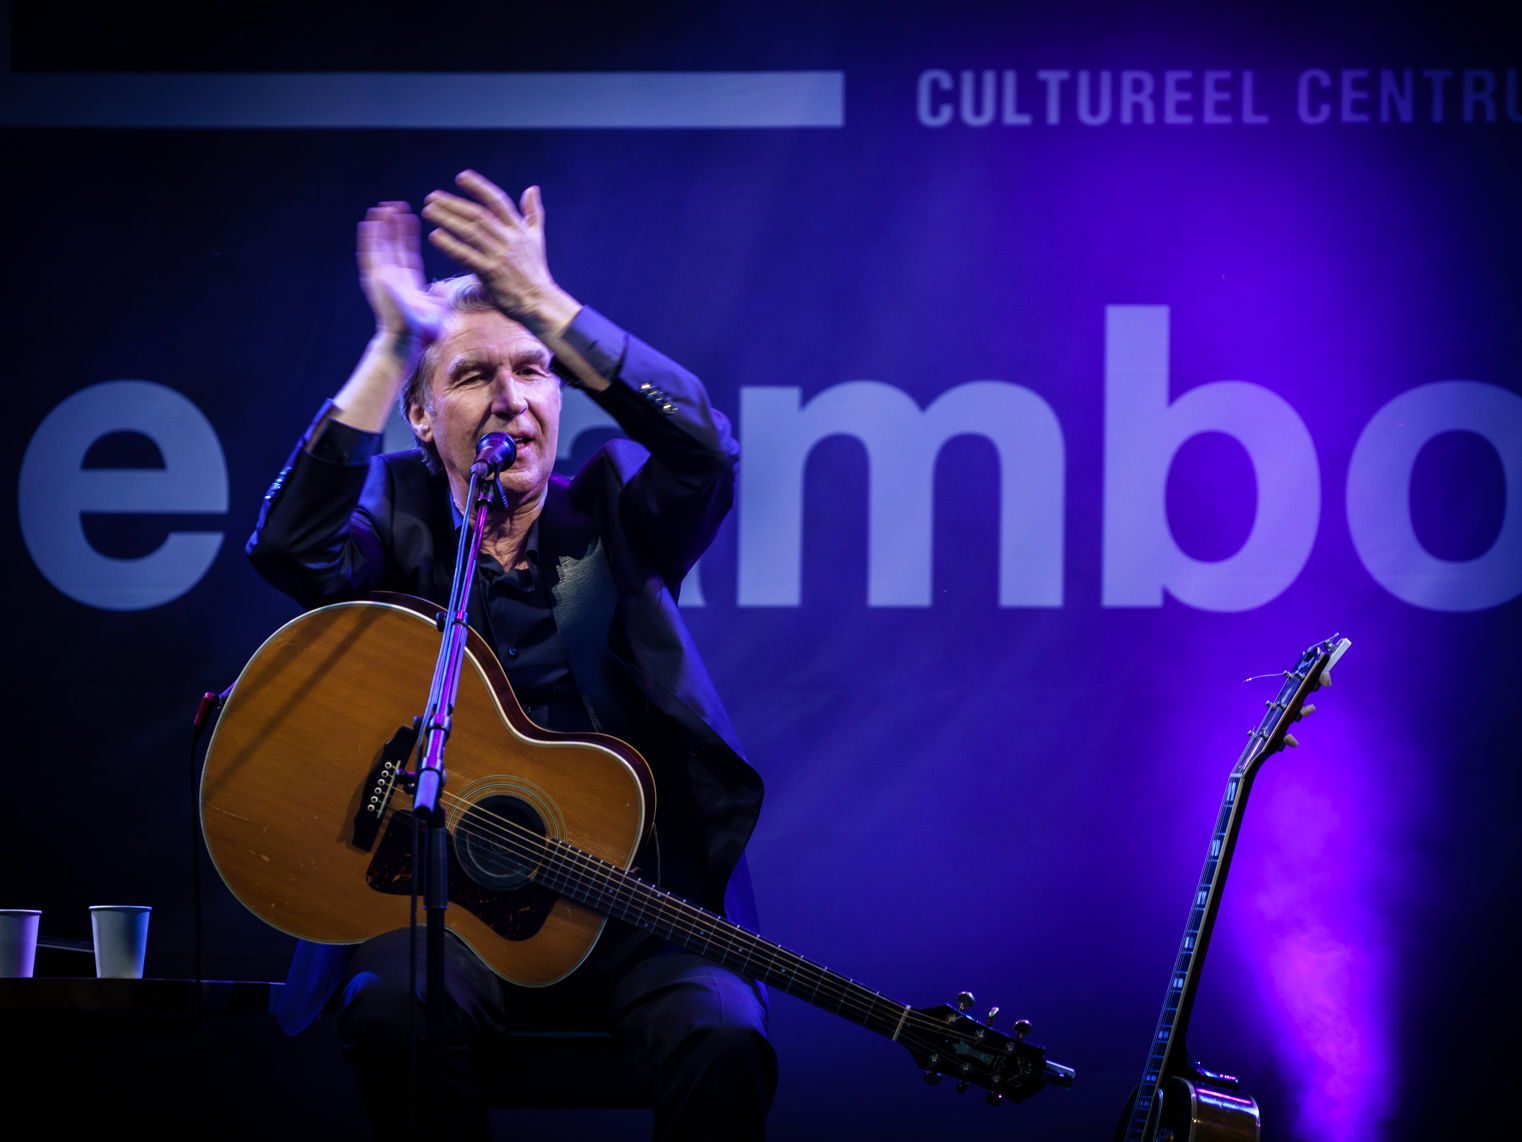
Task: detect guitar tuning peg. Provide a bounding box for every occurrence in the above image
[985,1005,1000,1024]
[1013,1019,1032,1040]
[1285,733,1300,748]
[956,990,975,1012]
[1301,704,1316,717]
[922,1070,942,1086]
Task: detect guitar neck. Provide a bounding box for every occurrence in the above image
[535,841,914,1041]
[1121,638,1342,1142]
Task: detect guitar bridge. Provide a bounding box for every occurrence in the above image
[351,721,417,851]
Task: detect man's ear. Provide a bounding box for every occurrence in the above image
[406,399,434,443]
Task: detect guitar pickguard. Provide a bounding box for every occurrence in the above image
[365,810,557,942]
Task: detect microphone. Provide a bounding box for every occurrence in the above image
[472,432,517,474]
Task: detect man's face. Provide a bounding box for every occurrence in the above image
[409,308,562,510]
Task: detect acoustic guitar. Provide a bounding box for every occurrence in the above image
[201,593,1074,1102]
[1115,635,1350,1141]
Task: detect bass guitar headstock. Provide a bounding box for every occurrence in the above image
[900,991,1076,1104]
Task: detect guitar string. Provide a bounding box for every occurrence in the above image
[426,790,954,1041]
[380,779,943,1047]
[424,789,895,1017]
[369,789,1016,1058]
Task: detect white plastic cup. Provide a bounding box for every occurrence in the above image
[89,905,151,979]
[0,909,41,977]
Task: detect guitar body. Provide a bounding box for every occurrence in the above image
[200,595,654,986]
[1165,1078,1261,1141]
[1119,1077,1260,1142]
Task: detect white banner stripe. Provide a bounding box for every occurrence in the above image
[0,70,845,128]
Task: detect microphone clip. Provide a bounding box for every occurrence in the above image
[470,433,517,511]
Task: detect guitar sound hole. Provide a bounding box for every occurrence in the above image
[456,795,546,891]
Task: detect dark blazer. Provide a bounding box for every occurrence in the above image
[245,308,763,1032]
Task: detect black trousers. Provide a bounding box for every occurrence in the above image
[337,926,776,1140]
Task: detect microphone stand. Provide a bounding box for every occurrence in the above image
[409,434,514,1122]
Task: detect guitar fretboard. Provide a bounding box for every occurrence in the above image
[534,837,913,1040]
[1121,768,1253,1140]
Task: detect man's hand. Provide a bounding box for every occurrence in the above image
[422,171,580,336]
[326,201,447,435]
[358,201,447,346]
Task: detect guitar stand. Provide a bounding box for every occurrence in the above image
[405,436,514,1131]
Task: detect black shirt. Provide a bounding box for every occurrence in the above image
[473,526,596,735]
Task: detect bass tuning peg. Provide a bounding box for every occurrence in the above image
[1013,1019,1032,1040]
[956,990,974,1012]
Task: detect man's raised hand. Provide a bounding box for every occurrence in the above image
[422,171,579,336]
[358,201,447,346]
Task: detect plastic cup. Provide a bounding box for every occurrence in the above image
[89,905,151,979]
[0,909,41,977]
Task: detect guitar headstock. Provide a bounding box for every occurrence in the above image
[899,993,1075,1104]
[1242,635,1352,776]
